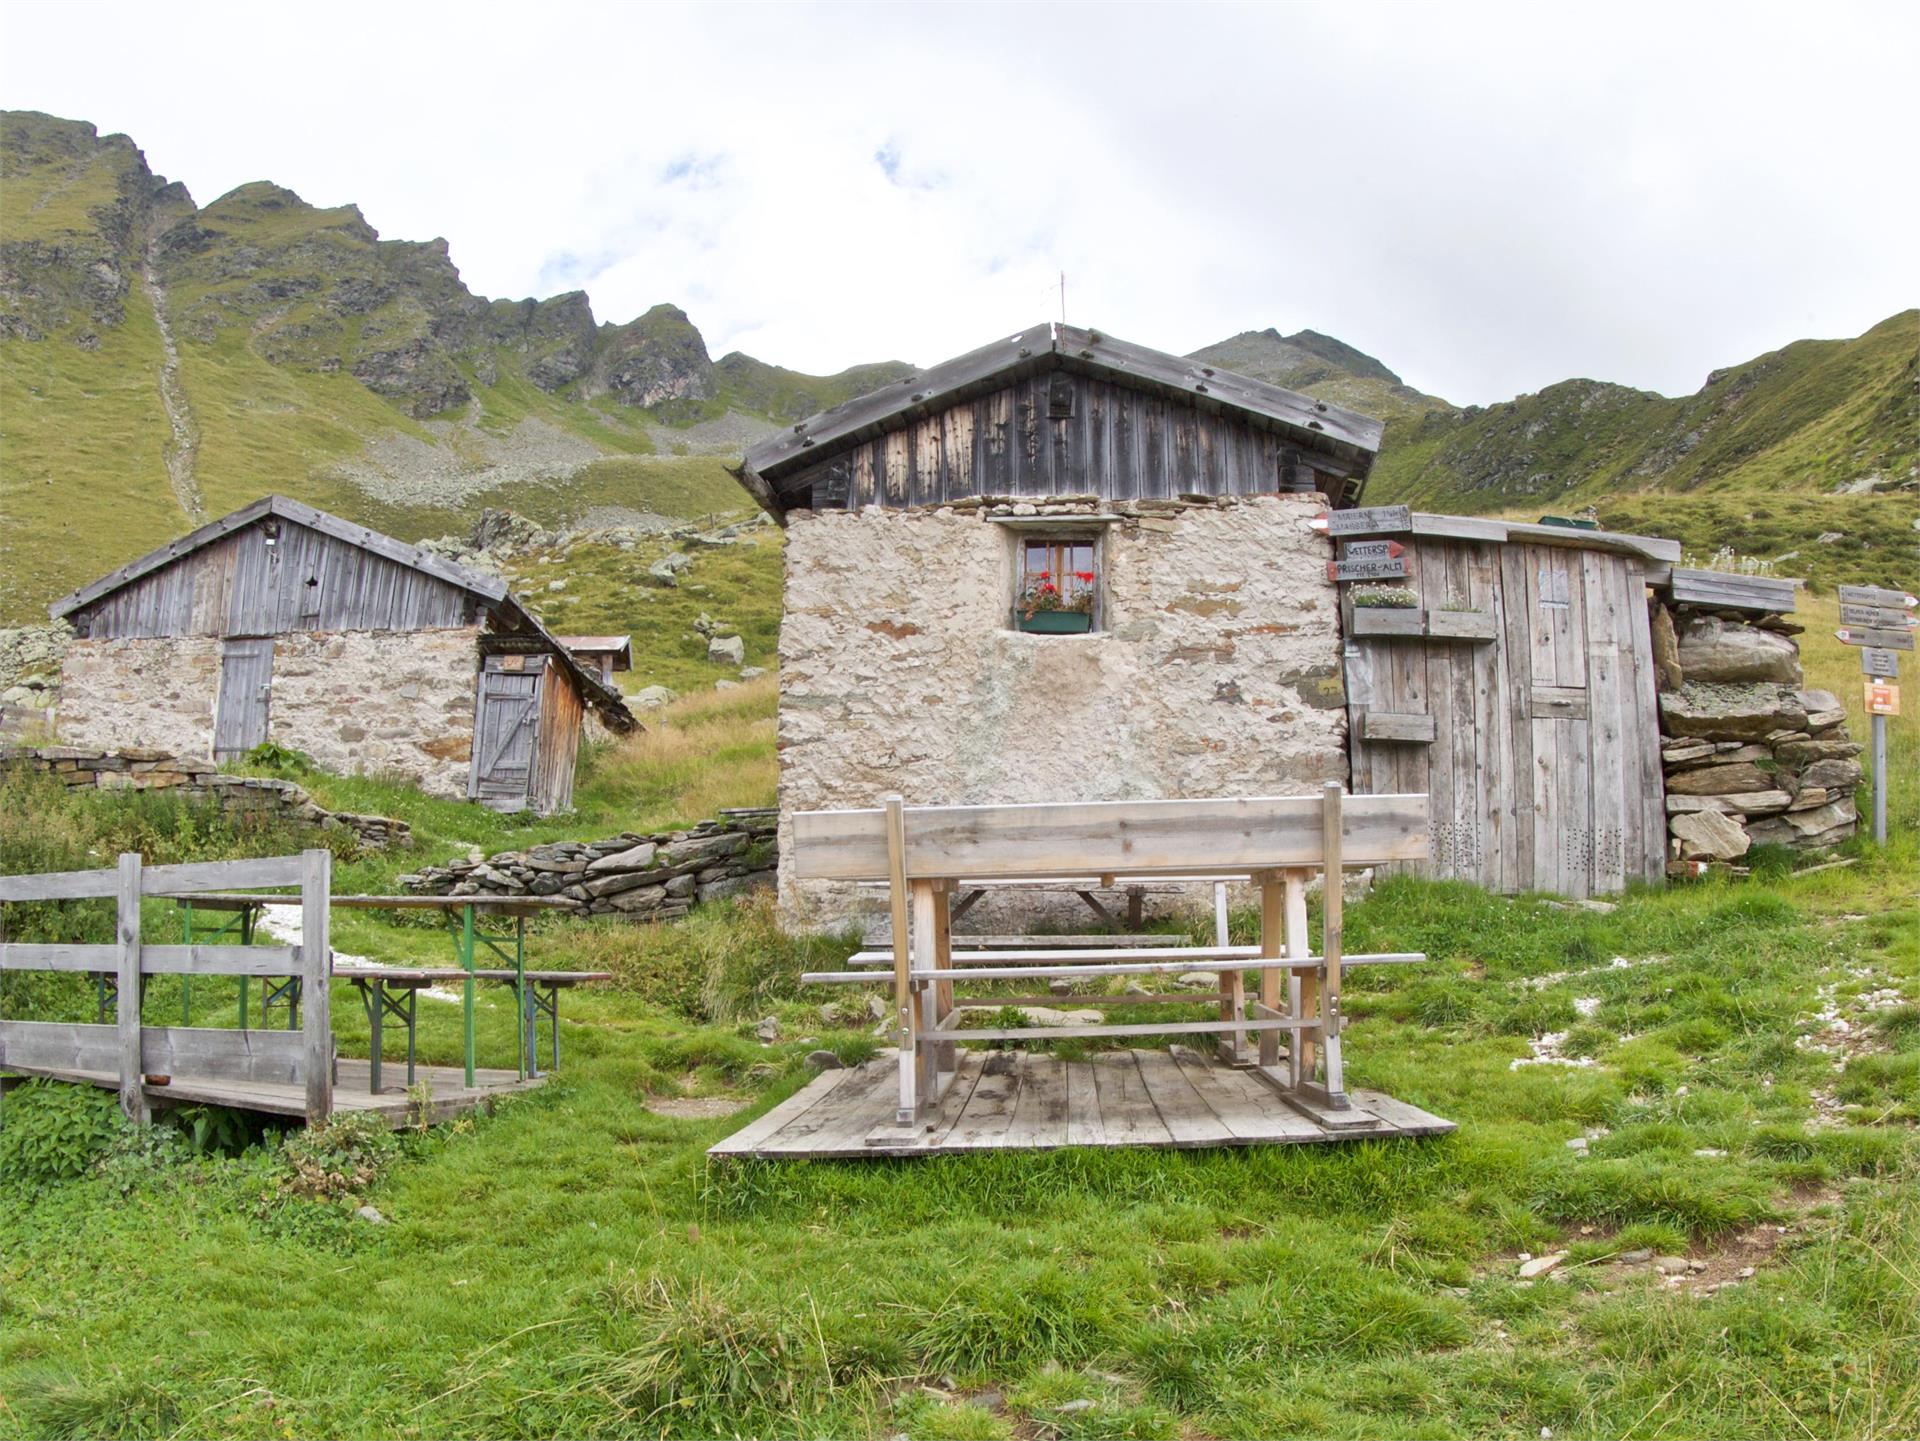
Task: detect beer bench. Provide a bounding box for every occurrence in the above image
[796,784,1430,1136]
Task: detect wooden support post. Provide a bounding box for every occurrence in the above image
[115,852,148,1124]
[932,883,956,1076]
[301,847,332,1125]
[1217,965,1248,1067]
[1283,869,1309,1087]
[883,794,915,1124]
[910,878,940,1116]
[1257,872,1283,1067]
[1318,782,1348,1106]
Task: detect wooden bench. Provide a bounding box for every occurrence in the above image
[794,784,1430,1136]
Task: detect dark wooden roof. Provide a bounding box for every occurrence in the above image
[51,496,636,732]
[736,321,1384,517]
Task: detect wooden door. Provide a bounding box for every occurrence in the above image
[469,662,541,809]
[213,637,274,759]
[1345,539,1664,897]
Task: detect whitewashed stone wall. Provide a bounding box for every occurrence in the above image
[271,628,479,797]
[777,495,1347,927]
[57,634,223,757]
[55,627,480,799]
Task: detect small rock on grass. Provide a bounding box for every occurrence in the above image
[1057,1400,1095,1415]
[1518,1252,1567,1279]
[806,1049,843,1071]
[1654,1255,1690,1275]
[755,1016,780,1042]
[1619,1248,1652,1264]
[1565,1136,1589,1152]
[354,1205,386,1225]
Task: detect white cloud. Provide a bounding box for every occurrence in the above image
[3,0,1913,403]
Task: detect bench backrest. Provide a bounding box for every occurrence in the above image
[791,793,1429,882]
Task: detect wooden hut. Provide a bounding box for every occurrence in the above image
[48,496,635,814]
[735,321,1686,916]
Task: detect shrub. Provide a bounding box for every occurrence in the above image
[0,1080,125,1184]
[278,1112,400,1199]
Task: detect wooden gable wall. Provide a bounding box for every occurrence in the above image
[774,373,1357,512]
[67,518,479,640]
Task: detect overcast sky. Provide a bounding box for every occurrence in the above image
[4,0,1914,405]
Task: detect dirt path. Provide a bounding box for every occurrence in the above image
[141,235,202,520]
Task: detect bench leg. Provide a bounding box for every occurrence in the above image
[369,980,384,1094]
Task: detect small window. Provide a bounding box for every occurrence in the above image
[1012,535,1100,634]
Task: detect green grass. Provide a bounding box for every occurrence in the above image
[2,637,1916,1440]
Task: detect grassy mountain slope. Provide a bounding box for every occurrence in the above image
[1189,327,1455,425]
[1368,312,1917,511]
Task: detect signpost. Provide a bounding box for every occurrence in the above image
[1328,556,1410,583]
[1342,539,1405,562]
[1835,582,1914,844]
[1319,505,1412,537]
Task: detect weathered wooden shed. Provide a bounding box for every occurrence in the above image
[48,496,635,813]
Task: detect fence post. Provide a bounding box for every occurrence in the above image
[116,852,148,1124]
[301,847,332,1125]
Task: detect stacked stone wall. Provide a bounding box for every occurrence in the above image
[400,809,777,921]
[1652,602,1859,863]
[0,746,410,849]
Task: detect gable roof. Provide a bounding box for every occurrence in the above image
[51,496,636,733]
[736,321,1385,517]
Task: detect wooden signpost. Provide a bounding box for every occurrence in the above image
[1328,556,1410,582]
[1320,505,1412,538]
[1834,583,1914,843]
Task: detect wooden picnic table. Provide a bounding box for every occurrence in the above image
[161,892,598,1093]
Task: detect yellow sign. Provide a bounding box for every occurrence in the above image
[1865,681,1900,716]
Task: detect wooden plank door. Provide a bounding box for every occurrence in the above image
[469,664,541,809]
[213,637,274,759]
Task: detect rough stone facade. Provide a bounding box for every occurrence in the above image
[401,809,777,920]
[52,627,480,800]
[57,634,223,758]
[0,746,410,848]
[267,628,480,798]
[776,494,1347,926]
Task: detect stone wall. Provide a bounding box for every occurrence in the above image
[1652,603,1859,863]
[776,494,1347,926]
[400,809,777,921]
[0,625,70,742]
[269,628,479,798]
[51,627,481,799]
[56,634,223,758]
[0,746,411,848]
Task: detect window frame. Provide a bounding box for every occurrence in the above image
[1010,529,1105,634]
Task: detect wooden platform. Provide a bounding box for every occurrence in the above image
[709,1047,1454,1159]
[2,1059,544,1127]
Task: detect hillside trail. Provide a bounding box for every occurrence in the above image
[140,231,202,521]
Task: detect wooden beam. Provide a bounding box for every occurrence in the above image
[792,793,1430,881]
[1320,783,1347,1105]
[116,853,146,1123]
[1362,711,1437,744]
[884,795,914,1125]
[301,848,331,1125]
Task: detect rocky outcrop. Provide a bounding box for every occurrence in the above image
[0,746,409,848]
[1654,598,1857,863]
[400,809,775,921]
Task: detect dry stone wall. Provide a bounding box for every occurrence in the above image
[776,493,1347,927]
[1652,599,1859,862]
[0,746,410,848]
[400,809,776,921]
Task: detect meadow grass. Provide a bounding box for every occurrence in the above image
[2,650,1916,1439]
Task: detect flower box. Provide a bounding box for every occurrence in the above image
[1016,611,1094,634]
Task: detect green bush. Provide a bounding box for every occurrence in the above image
[0,1080,126,1184]
[278,1111,400,1199]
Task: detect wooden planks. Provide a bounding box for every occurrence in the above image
[708,1048,1455,1159]
[1666,567,1797,614]
[792,793,1430,881]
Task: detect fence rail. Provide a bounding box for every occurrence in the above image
[0,850,331,1122]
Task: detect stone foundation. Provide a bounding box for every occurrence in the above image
[400,808,777,921]
[1651,599,1858,863]
[0,746,411,849]
[776,494,1347,929]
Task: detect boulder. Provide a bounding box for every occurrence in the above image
[1659,683,1807,741]
[1649,604,1684,691]
[1670,810,1751,861]
[1666,762,1776,795]
[632,685,677,709]
[1801,758,1864,792]
[707,634,746,667]
[1675,616,1802,685]
[648,551,692,584]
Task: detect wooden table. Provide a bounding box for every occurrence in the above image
[164,893,598,1091]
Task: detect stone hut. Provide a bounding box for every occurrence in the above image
[48,496,635,814]
[735,322,1382,924]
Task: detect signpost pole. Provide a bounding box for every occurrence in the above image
[1872,713,1887,845]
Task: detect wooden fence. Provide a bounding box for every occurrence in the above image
[0,851,332,1123]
